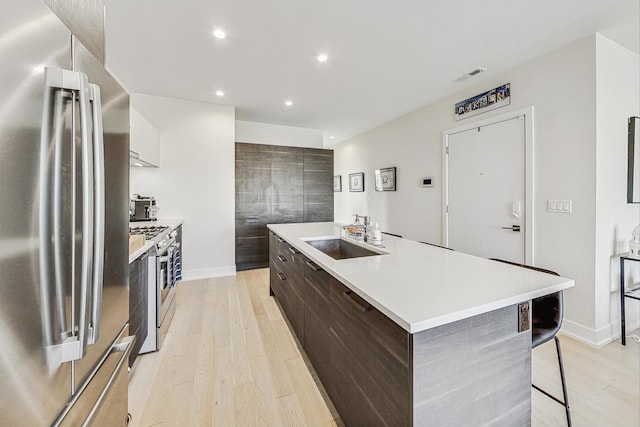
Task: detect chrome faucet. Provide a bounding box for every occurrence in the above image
[353,214,370,226]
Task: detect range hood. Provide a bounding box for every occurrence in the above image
[130,150,157,168]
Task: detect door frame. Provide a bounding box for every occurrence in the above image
[442,106,535,265]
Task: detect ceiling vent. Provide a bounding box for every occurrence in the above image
[453,67,487,83]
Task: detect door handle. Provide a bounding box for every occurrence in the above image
[501,225,521,232]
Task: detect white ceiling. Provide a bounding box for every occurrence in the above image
[103,0,639,145]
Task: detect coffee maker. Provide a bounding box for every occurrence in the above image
[130,194,158,221]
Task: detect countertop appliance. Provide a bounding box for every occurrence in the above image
[0,2,132,425]
[130,194,159,222]
[130,225,181,354]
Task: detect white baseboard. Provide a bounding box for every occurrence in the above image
[560,316,640,348]
[181,265,236,281]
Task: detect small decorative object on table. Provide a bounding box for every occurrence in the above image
[349,172,364,192]
[375,167,396,191]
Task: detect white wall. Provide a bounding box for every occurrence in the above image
[595,34,640,342]
[235,120,324,148]
[130,93,236,280]
[334,34,639,345]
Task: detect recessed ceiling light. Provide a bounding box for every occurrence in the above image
[317,54,328,63]
[329,135,335,139]
[213,29,226,39]
[215,90,225,97]
[285,100,293,106]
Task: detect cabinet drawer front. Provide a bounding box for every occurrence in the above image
[330,279,411,425]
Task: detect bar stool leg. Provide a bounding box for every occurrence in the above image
[555,336,572,427]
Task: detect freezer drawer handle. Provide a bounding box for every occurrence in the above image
[52,335,135,427]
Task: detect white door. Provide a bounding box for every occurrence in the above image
[445,116,526,263]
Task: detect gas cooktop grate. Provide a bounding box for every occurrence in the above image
[129,225,169,240]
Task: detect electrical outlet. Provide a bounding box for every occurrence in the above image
[518,302,530,332]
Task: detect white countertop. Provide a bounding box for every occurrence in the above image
[128,217,184,264]
[267,222,574,334]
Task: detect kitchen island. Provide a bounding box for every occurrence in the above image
[267,222,574,427]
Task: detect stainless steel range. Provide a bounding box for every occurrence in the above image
[130,225,180,353]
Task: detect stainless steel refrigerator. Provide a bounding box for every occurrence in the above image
[0,1,132,425]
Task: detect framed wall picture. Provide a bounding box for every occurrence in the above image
[333,175,342,192]
[349,172,364,192]
[375,167,396,191]
[454,83,511,121]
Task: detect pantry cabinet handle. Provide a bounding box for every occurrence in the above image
[289,247,300,255]
[305,260,322,272]
[277,255,287,262]
[277,237,285,243]
[343,290,372,313]
[277,272,286,281]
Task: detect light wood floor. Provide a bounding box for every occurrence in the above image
[128,269,639,427]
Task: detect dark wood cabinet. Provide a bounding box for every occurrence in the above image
[271,146,304,224]
[269,231,305,344]
[330,278,411,426]
[269,232,410,426]
[303,258,333,392]
[129,252,148,368]
[303,148,334,222]
[235,143,272,271]
[235,143,333,271]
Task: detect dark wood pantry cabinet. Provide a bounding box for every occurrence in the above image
[235,143,333,271]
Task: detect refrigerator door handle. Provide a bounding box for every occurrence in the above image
[77,68,94,359]
[40,73,69,359]
[88,83,105,345]
[40,67,93,364]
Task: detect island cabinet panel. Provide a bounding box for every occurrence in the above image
[411,304,531,426]
[330,279,411,427]
[302,258,333,392]
[271,234,305,345]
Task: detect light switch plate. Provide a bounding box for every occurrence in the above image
[548,199,572,213]
[420,177,434,187]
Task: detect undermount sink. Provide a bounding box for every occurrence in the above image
[304,238,385,260]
